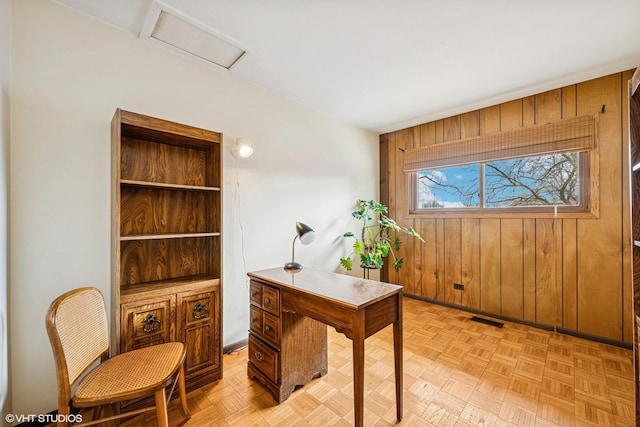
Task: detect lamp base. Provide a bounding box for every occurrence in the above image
[284,262,303,271]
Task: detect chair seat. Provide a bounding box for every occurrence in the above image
[74,342,186,407]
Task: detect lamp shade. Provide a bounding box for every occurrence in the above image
[284,222,315,272]
[295,221,316,245]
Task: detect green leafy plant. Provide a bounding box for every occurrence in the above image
[340,199,424,272]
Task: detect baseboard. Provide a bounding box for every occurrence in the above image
[404,294,632,350]
[224,337,248,354]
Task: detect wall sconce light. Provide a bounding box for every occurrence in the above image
[231,137,254,158]
[284,222,316,272]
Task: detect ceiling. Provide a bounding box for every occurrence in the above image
[53,0,640,133]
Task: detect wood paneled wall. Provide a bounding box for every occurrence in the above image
[380,71,634,345]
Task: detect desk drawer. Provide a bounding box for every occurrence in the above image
[249,280,280,316]
[262,285,280,315]
[249,335,278,383]
[249,306,263,335]
[250,306,281,346]
[250,281,262,306]
[262,311,280,344]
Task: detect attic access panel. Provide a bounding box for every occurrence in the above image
[140,2,245,71]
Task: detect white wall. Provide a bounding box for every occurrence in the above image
[10,0,378,416]
[0,0,10,423]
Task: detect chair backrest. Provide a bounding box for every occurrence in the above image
[46,287,110,390]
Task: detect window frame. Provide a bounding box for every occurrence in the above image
[404,115,599,219]
[409,151,592,217]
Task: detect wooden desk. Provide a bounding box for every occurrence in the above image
[247,267,403,427]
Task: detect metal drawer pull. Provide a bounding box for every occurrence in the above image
[251,291,259,297]
[264,298,270,304]
[264,325,271,332]
[255,351,264,362]
[193,302,209,319]
[142,313,161,333]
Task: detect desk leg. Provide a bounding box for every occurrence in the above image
[352,322,365,427]
[393,295,403,421]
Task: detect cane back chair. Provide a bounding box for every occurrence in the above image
[46,287,191,426]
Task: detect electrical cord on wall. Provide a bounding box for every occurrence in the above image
[235,156,249,288]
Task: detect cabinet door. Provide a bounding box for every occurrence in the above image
[121,295,176,352]
[177,288,220,378]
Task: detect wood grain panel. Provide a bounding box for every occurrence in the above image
[576,74,624,340]
[419,122,436,147]
[461,218,480,308]
[501,219,523,318]
[479,105,501,135]
[435,120,445,144]
[443,116,461,142]
[535,219,556,325]
[380,71,633,345]
[417,219,436,298]
[460,111,480,139]
[120,187,216,235]
[121,138,209,186]
[443,219,461,304]
[480,219,501,312]
[393,128,415,292]
[416,123,436,298]
[535,89,562,124]
[478,105,501,313]
[500,100,523,131]
[523,219,536,322]
[561,84,578,330]
[379,134,390,219]
[120,110,220,146]
[436,218,445,300]
[519,94,540,324]
[381,132,395,284]
[120,237,213,286]
[499,99,525,318]
[178,288,220,379]
[533,87,562,328]
[523,96,536,127]
[409,126,422,296]
[562,84,578,118]
[562,219,577,330]
[120,295,176,352]
[398,218,417,295]
[441,117,462,303]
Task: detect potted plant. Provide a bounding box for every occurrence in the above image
[340,199,424,272]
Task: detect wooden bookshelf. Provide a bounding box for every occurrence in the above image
[111,109,222,391]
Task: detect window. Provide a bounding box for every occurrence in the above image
[417,164,480,208]
[415,151,588,213]
[404,115,598,217]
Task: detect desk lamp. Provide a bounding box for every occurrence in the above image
[284,222,315,271]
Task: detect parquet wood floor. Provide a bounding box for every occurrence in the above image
[121,297,634,426]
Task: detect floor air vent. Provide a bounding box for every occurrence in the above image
[470,316,504,328]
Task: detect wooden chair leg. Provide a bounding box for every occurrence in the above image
[154,388,169,427]
[90,405,102,422]
[177,364,191,418]
[57,405,70,427]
